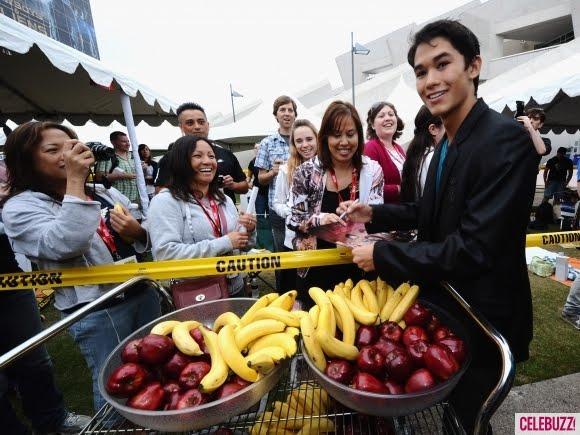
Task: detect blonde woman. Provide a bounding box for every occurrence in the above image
[272,119,318,292]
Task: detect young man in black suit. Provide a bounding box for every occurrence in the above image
[339,20,537,432]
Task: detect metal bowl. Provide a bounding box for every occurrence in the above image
[302,300,471,417]
[98,298,288,432]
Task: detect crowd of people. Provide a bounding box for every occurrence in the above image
[0,18,578,434]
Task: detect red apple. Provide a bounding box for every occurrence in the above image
[432,326,455,342]
[214,382,245,400]
[356,346,386,376]
[403,303,432,327]
[351,372,388,394]
[179,361,211,389]
[121,339,142,363]
[355,325,379,348]
[438,336,467,364]
[163,352,193,379]
[407,339,430,367]
[384,348,414,383]
[162,381,181,395]
[424,344,460,380]
[165,391,181,410]
[378,321,403,343]
[426,314,441,335]
[230,375,251,388]
[212,429,234,435]
[106,363,150,398]
[402,326,429,347]
[383,379,404,395]
[405,368,436,393]
[189,327,209,354]
[374,338,404,358]
[139,334,175,366]
[127,382,166,410]
[325,359,355,385]
[176,388,207,410]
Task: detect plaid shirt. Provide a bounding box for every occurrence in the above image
[255,132,289,208]
[95,153,139,204]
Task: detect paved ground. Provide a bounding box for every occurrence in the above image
[491,372,580,434]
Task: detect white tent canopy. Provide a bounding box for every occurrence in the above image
[0,14,177,126]
[480,39,580,134]
[211,96,322,147]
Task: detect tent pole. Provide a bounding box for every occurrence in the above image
[120,92,149,214]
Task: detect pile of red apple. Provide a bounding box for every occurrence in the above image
[323,302,466,395]
[105,332,249,411]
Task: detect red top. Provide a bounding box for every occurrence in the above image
[364,138,406,203]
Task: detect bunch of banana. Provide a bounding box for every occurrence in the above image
[150,319,204,356]
[250,385,334,435]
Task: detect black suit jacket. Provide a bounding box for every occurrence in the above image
[370,99,537,362]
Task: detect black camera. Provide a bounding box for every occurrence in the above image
[515,101,525,119]
[86,142,116,161]
[217,174,225,187]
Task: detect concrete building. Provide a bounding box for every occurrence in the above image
[297,0,580,109]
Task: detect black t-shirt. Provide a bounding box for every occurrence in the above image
[154,142,246,203]
[545,155,573,183]
[541,137,552,156]
[248,158,269,196]
[0,233,22,273]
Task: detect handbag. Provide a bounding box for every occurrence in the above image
[169,198,230,308]
[528,256,555,278]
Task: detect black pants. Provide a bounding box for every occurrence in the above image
[0,290,66,434]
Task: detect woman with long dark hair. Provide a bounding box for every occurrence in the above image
[138,143,158,199]
[364,101,406,203]
[148,135,256,296]
[289,101,383,304]
[1,121,159,412]
[400,106,445,202]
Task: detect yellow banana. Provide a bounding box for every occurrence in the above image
[272,401,305,430]
[308,287,332,307]
[332,305,343,332]
[250,412,277,435]
[198,326,228,392]
[245,352,275,375]
[218,324,260,382]
[150,320,180,336]
[213,311,241,332]
[300,315,326,372]
[389,284,420,322]
[316,329,358,360]
[327,292,356,346]
[297,417,335,434]
[380,282,409,322]
[398,320,407,329]
[252,307,300,327]
[344,278,353,291]
[308,305,320,329]
[360,280,380,314]
[343,295,378,325]
[376,283,388,309]
[172,321,203,356]
[113,202,125,214]
[240,292,280,326]
[369,279,377,292]
[292,310,308,320]
[248,332,297,357]
[350,284,366,310]
[269,290,297,311]
[285,326,300,338]
[317,302,336,337]
[247,345,286,362]
[289,386,319,415]
[235,319,286,350]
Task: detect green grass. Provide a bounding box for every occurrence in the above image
[30,262,578,417]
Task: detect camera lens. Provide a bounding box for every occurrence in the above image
[86,142,116,161]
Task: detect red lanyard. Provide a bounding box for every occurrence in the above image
[194,196,223,237]
[96,217,120,259]
[329,167,358,203]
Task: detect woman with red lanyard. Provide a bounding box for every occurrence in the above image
[289,101,383,306]
[364,101,406,203]
[1,121,160,413]
[148,135,256,297]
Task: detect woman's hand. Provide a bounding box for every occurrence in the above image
[337,201,373,223]
[64,140,94,181]
[228,231,250,249]
[319,213,346,226]
[110,205,146,242]
[238,212,256,232]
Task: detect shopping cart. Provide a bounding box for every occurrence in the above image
[0,277,514,434]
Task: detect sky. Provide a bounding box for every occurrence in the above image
[89,0,475,118]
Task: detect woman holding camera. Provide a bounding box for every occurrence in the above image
[1,121,160,412]
[148,135,256,297]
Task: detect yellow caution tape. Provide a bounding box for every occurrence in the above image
[0,231,578,291]
[0,248,354,291]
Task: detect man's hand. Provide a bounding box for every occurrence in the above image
[337,201,373,223]
[351,243,376,272]
[517,116,533,132]
[110,206,145,242]
[222,175,235,189]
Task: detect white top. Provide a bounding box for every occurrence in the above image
[272,164,296,249]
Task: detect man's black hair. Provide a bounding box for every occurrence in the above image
[407,19,481,94]
[109,131,127,142]
[557,147,568,154]
[176,102,206,119]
